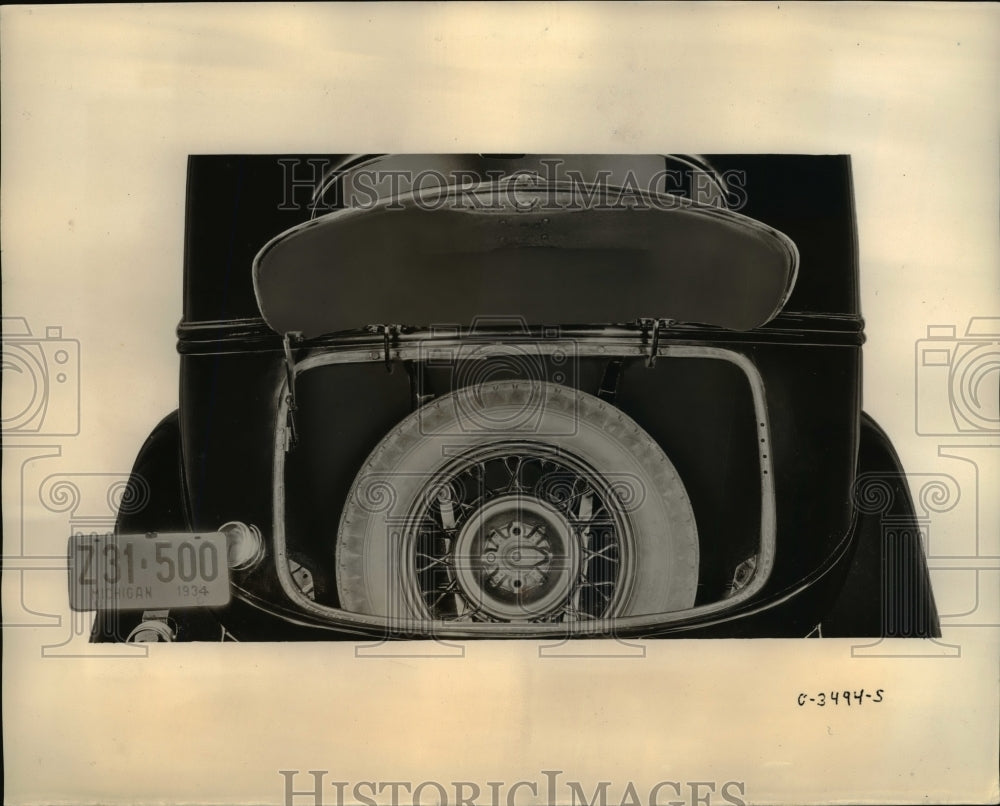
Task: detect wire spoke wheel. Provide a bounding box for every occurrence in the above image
[336,380,699,626]
[407,444,633,622]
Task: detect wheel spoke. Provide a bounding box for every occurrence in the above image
[585,585,613,605]
[429,579,460,610]
[571,491,594,614]
[442,596,498,623]
[550,485,594,515]
[582,544,620,562]
[560,603,597,622]
[503,455,525,492]
[415,552,452,574]
[410,447,626,623]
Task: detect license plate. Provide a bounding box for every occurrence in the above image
[68,532,231,611]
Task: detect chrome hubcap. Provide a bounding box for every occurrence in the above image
[453,496,581,621]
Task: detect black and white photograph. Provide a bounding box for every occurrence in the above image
[3,4,998,805]
[80,152,941,642]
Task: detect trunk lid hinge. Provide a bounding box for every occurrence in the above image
[368,324,402,373]
[638,318,675,367]
[282,331,303,450]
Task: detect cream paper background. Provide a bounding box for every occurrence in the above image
[2,3,998,804]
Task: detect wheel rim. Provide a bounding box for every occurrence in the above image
[401,441,636,622]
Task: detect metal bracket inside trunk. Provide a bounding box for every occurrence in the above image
[282,331,303,449]
[638,318,675,367]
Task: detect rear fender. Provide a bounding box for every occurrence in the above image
[115,410,192,534]
[820,412,941,637]
[92,411,221,641]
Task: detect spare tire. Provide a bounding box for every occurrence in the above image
[336,380,698,624]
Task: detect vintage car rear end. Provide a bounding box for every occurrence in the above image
[87,153,939,641]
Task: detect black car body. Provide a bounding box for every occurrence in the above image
[88,154,940,641]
